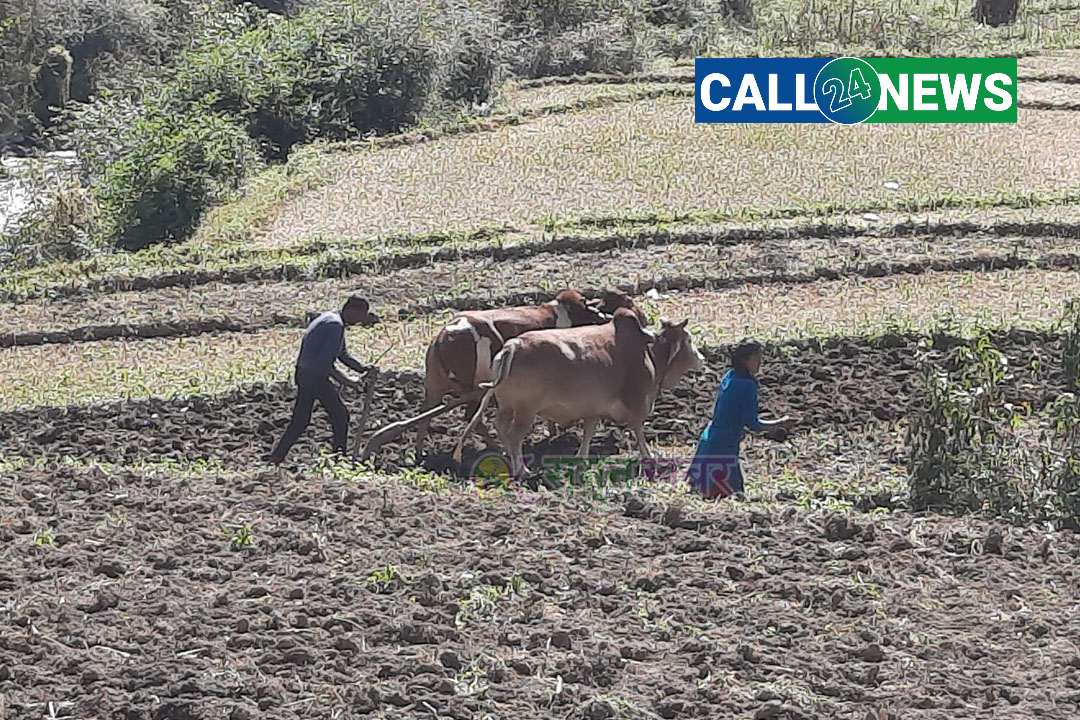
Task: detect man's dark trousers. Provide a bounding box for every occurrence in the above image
[269,369,349,462]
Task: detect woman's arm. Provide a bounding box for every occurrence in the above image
[745,381,792,432]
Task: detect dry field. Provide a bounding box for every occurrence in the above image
[4,53,1080,720]
[260,103,1080,248]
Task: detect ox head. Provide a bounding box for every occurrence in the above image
[588,286,648,325]
[552,288,608,327]
[657,318,706,389]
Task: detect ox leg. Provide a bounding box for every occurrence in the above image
[577,418,598,458]
[509,419,533,477]
[465,397,495,445]
[633,425,652,461]
[545,420,558,438]
[413,390,440,459]
[498,409,532,477]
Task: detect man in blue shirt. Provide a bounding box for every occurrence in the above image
[268,296,379,464]
[686,338,792,498]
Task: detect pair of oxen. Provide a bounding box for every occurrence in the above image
[408,288,705,476]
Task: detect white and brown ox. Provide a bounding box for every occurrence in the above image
[452,307,705,473]
[414,288,644,456]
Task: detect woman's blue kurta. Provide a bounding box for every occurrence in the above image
[686,368,762,495]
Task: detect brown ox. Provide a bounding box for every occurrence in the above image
[452,308,705,474]
[415,288,624,456]
[597,285,647,325]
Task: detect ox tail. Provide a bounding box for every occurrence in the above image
[480,338,516,390]
[452,341,517,463]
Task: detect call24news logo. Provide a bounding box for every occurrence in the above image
[695,57,1017,124]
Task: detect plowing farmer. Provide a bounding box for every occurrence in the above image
[686,338,792,498]
[267,296,379,464]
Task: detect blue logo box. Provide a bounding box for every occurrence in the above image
[695,58,834,123]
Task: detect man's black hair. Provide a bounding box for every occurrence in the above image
[731,338,763,370]
[343,295,369,312]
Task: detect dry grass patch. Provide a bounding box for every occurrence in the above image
[6,229,1080,337]
[0,319,442,411]
[261,99,1080,250]
[643,268,1080,343]
[1021,81,1080,106]
[1019,51,1080,79]
[496,82,689,116]
[3,269,1079,410]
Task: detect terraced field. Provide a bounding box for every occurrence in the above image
[4,55,1080,720]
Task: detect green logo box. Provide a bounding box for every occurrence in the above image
[865,58,1017,123]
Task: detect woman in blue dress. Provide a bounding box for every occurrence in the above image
[686,338,792,499]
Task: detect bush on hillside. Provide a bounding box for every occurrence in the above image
[906,306,1080,530]
[8,0,752,255]
[495,0,651,77]
[0,0,175,143]
[172,0,499,158]
[94,104,257,249]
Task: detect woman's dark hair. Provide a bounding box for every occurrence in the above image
[731,338,763,372]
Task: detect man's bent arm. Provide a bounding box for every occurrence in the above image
[338,335,369,374]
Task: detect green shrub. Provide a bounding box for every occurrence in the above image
[906,334,1017,515]
[1058,298,1080,390]
[0,162,97,269]
[94,104,258,249]
[507,19,652,77]
[172,0,495,158]
[907,306,1080,530]
[496,0,651,77]
[0,0,175,141]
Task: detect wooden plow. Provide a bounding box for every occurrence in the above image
[350,392,470,462]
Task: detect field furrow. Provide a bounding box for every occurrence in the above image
[9,198,1080,305]
[0,268,1076,411]
[0,325,1066,478]
[6,219,1080,346]
[3,460,1077,719]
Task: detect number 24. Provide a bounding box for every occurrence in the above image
[821,68,872,112]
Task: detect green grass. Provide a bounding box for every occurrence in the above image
[495,81,690,115]
[7,204,1080,339]
[3,181,1079,304]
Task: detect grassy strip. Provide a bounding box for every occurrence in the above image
[702,0,1080,58]
[535,189,1080,234]
[6,242,1080,348]
[5,191,1080,304]
[2,267,1078,411]
[188,87,692,247]
[5,89,1080,299]
[512,71,1080,90]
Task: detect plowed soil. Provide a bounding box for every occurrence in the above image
[2,463,1078,719]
